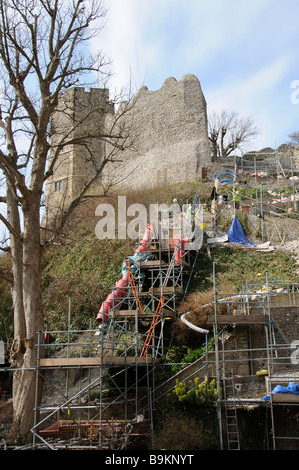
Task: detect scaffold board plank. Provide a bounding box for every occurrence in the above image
[149,286,181,294]
[139,260,167,267]
[39,356,159,367]
[113,309,140,317]
[113,308,174,318]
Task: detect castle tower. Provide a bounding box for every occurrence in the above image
[44,87,114,222]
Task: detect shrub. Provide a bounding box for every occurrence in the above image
[153,379,219,450]
[171,378,218,406]
[151,409,212,450]
[165,337,215,373]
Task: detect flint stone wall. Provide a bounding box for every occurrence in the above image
[101,74,211,191]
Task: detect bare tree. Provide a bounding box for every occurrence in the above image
[287,131,299,146]
[0,0,135,444]
[208,110,260,160]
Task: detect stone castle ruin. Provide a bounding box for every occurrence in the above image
[102,74,211,191]
[45,74,211,219]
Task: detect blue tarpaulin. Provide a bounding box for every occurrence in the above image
[227,215,255,247]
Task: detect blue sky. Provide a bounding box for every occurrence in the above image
[92,0,299,151]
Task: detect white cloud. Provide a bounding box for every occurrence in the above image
[207,55,292,113]
[205,54,294,149]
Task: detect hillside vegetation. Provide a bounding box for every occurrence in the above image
[0,180,298,348]
[40,180,299,345]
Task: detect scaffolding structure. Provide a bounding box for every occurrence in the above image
[219,151,299,181]
[30,195,205,450]
[208,270,299,450]
[18,234,299,450]
[4,166,299,450]
[211,154,299,248]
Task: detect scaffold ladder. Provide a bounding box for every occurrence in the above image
[124,258,143,314]
[141,296,165,357]
[223,376,240,450]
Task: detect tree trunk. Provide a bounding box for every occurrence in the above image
[6,184,25,359]
[9,200,44,445]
